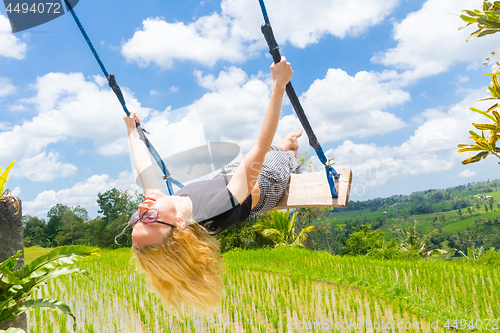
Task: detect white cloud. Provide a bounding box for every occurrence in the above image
[13,152,77,182]
[7,104,25,111]
[121,15,246,68]
[23,171,139,216]
[372,0,500,83]
[0,72,151,181]
[317,88,488,189]
[140,107,207,158]
[223,0,400,47]
[190,67,271,151]
[0,14,27,59]
[0,77,15,96]
[121,0,399,68]
[458,169,477,177]
[11,187,21,197]
[188,66,410,152]
[298,68,409,142]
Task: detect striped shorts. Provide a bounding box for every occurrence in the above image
[213,145,301,215]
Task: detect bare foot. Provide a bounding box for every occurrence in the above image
[276,128,302,156]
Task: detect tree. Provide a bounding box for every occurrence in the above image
[492,234,500,250]
[46,204,70,245]
[94,189,144,248]
[343,223,385,256]
[458,1,500,165]
[295,207,329,249]
[216,214,274,252]
[396,222,437,257]
[54,206,88,246]
[97,189,141,223]
[22,216,46,247]
[253,210,314,248]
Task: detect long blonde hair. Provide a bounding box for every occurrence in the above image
[132,221,224,316]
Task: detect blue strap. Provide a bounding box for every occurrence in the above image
[63,0,183,195]
[258,0,340,198]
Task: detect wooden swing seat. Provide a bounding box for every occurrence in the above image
[273,168,352,210]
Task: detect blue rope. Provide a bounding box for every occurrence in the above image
[258,0,340,199]
[258,0,270,24]
[63,0,183,194]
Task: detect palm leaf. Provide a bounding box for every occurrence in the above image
[296,226,315,242]
[260,228,283,244]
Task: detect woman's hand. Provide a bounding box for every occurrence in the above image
[124,112,140,135]
[270,57,293,88]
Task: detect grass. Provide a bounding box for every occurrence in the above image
[22,246,499,332]
[23,246,53,263]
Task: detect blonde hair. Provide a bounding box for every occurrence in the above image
[132,220,224,316]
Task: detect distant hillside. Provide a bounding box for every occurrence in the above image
[322,178,500,252]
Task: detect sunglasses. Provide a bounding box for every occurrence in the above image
[128,209,177,228]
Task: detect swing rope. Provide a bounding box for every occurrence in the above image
[258,0,340,198]
[62,0,183,195]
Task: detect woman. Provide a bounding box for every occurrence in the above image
[125,57,301,315]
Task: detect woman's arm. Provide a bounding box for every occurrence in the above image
[227,57,293,203]
[124,113,162,196]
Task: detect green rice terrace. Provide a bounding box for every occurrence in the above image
[11,178,499,333]
[23,246,499,333]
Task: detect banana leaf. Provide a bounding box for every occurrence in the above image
[0,328,26,333]
[0,299,76,330]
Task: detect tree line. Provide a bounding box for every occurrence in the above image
[23,189,144,249]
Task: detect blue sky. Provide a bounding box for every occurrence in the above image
[1,0,500,219]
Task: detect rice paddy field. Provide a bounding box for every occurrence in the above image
[24,246,499,332]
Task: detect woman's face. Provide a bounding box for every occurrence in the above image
[131,191,178,247]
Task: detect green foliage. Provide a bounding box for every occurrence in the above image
[216,215,274,253]
[473,247,500,264]
[0,161,15,197]
[253,210,314,248]
[343,223,387,256]
[23,188,145,249]
[0,246,98,331]
[459,1,500,165]
[0,328,25,333]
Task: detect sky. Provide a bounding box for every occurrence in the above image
[1,0,500,220]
